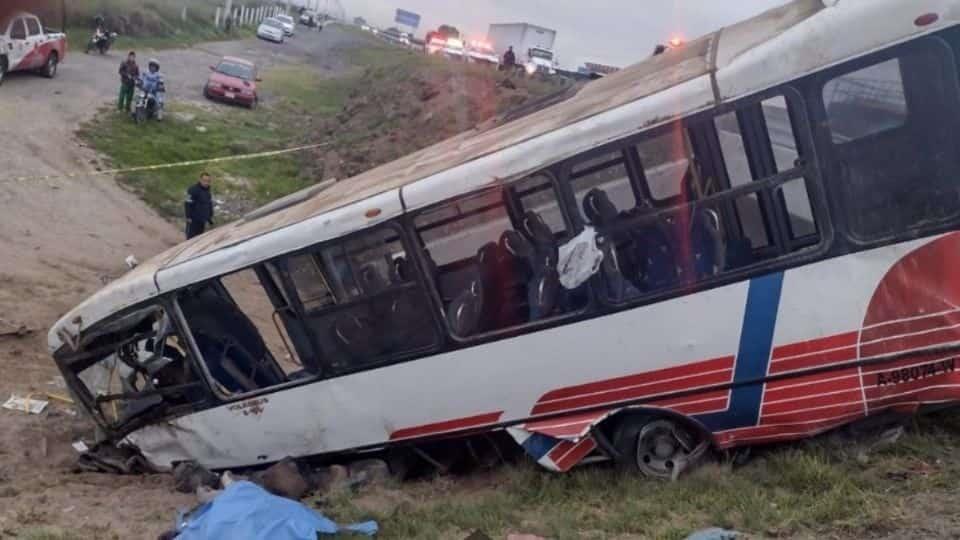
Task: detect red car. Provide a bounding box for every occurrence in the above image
[204,56,260,108]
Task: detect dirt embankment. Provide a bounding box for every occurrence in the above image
[310,57,570,181]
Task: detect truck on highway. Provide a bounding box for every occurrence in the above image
[488,22,557,75]
[0,11,66,85]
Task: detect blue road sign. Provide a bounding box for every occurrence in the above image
[395,9,421,29]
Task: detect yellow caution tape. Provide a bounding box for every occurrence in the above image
[0,142,330,184]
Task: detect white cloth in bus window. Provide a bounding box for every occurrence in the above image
[557,226,604,290]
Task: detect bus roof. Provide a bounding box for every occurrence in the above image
[50,0,960,351]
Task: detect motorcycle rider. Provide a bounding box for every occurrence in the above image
[138,59,166,120]
[89,15,108,51]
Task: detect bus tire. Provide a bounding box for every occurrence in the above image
[611,414,709,480]
[43,52,59,79]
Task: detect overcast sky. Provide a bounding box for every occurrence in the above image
[332,0,789,69]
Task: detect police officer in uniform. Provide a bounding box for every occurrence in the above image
[184,172,214,239]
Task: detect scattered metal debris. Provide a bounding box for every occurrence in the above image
[74,442,157,475]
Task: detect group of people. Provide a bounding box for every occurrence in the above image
[116,50,166,116]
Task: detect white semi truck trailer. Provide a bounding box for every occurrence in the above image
[488,22,558,75]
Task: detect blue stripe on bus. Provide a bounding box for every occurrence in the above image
[696,272,784,432]
[521,432,561,461]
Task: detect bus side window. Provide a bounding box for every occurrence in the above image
[282,226,439,375]
[574,93,821,305]
[415,175,588,339]
[822,41,960,241]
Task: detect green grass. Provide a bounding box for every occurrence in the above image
[313,410,960,539]
[77,66,350,221]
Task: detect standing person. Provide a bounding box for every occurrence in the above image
[184,172,214,239]
[118,51,139,112]
[502,46,516,71]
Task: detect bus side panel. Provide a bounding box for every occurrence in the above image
[126,279,751,470]
[125,234,960,469]
[714,232,960,447]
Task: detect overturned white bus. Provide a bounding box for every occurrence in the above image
[52,0,960,477]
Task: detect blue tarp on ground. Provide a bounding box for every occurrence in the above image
[175,481,378,539]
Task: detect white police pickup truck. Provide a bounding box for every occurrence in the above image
[0,12,67,86]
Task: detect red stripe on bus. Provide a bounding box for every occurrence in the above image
[537,356,734,403]
[771,332,858,360]
[761,389,863,416]
[716,413,864,447]
[861,311,960,344]
[550,437,598,472]
[764,368,860,391]
[389,411,503,441]
[860,327,960,358]
[532,368,733,415]
[761,401,864,423]
[768,346,858,375]
[762,370,860,401]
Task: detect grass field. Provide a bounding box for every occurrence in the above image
[77,66,348,221]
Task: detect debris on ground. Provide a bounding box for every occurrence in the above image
[169,480,378,539]
[74,442,156,474]
[173,461,222,494]
[2,394,48,415]
[0,319,34,339]
[685,528,740,540]
[260,457,311,501]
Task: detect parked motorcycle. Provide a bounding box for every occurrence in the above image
[85,30,118,55]
[133,80,165,124]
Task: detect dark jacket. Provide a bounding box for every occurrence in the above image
[503,49,516,66]
[119,60,140,86]
[185,183,214,225]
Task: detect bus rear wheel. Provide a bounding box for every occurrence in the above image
[612,415,709,480]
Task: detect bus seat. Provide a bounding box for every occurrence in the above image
[521,210,559,269]
[500,230,534,261]
[529,266,561,320]
[499,230,535,282]
[447,279,484,337]
[584,189,646,292]
[687,207,725,278]
[583,188,619,226]
[635,221,677,291]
